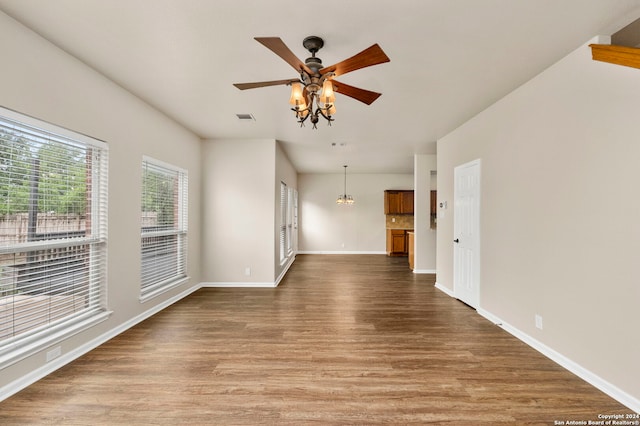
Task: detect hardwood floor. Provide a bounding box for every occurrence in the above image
[0,255,631,425]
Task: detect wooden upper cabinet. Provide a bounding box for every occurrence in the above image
[384,191,402,214]
[401,191,414,214]
[384,190,414,215]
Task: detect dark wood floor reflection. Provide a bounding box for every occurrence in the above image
[0,255,631,425]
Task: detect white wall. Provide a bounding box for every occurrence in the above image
[298,173,413,253]
[437,37,640,409]
[201,139,276,285]
[201,139,296,286]
[414,155,437,272]
[0,11,202,391]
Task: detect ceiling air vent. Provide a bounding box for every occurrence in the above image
[236,113,255,121]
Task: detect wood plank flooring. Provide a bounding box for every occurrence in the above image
[0,255,632,425]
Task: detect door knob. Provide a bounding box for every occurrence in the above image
[453,239,459,243]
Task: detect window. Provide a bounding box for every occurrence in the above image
[293,188,298,250]
[279,182,287,264]
[140,157,188,300]
[286,187,295,256]
[280,182,296,264]
[0,107,108,366]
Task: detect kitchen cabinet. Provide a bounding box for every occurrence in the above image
[384,191,401,214]
[386,229,412,256]
[401,191,414,214]
[384,190,414,215]
[407,231,414,270]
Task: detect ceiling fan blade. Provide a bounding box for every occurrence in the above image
[233,79,299,90]
[320,44,390,77]
[331,80,382,105]
[255,37,313,75]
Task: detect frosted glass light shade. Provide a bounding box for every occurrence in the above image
[289,82,304,106]
[320,79,336,104]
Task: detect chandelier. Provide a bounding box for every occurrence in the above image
[336,165,354,205]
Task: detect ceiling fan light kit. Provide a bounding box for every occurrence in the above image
[234,35,390,129]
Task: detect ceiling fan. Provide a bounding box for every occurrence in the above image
[233,36,390,128]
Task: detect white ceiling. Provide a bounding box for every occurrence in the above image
[1,0,639,174]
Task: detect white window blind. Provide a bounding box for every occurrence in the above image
[279,183,297,263]
[0,107,108,366]
[280,182,287,263]
[140,157,188,300]
[292,188,298,252]
[286,187,294,255]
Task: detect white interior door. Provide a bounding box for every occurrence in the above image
[453,159,480,308]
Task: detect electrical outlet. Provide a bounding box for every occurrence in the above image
[46,346,61,362]
[535,314,543,330]
[244,267,251,276]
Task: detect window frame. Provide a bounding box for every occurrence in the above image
[139,156,188,302]
[279,182,296,264]
[279,182,287,264]
[0,106,109,368]
[286,187,294,256]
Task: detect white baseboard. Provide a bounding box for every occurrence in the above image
[413,269,436,274]
[297,250,387,255]
[201,282,276,288]
[476,308,640,413]
[434,281,455,298]
[0,283,202,402]
[201,255,297,288]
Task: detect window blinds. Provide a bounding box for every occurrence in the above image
[0,108,108,363]
[280,182,287,263]
[279,183,296,263]
[286,187,293,255]
[140,158,188,299]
